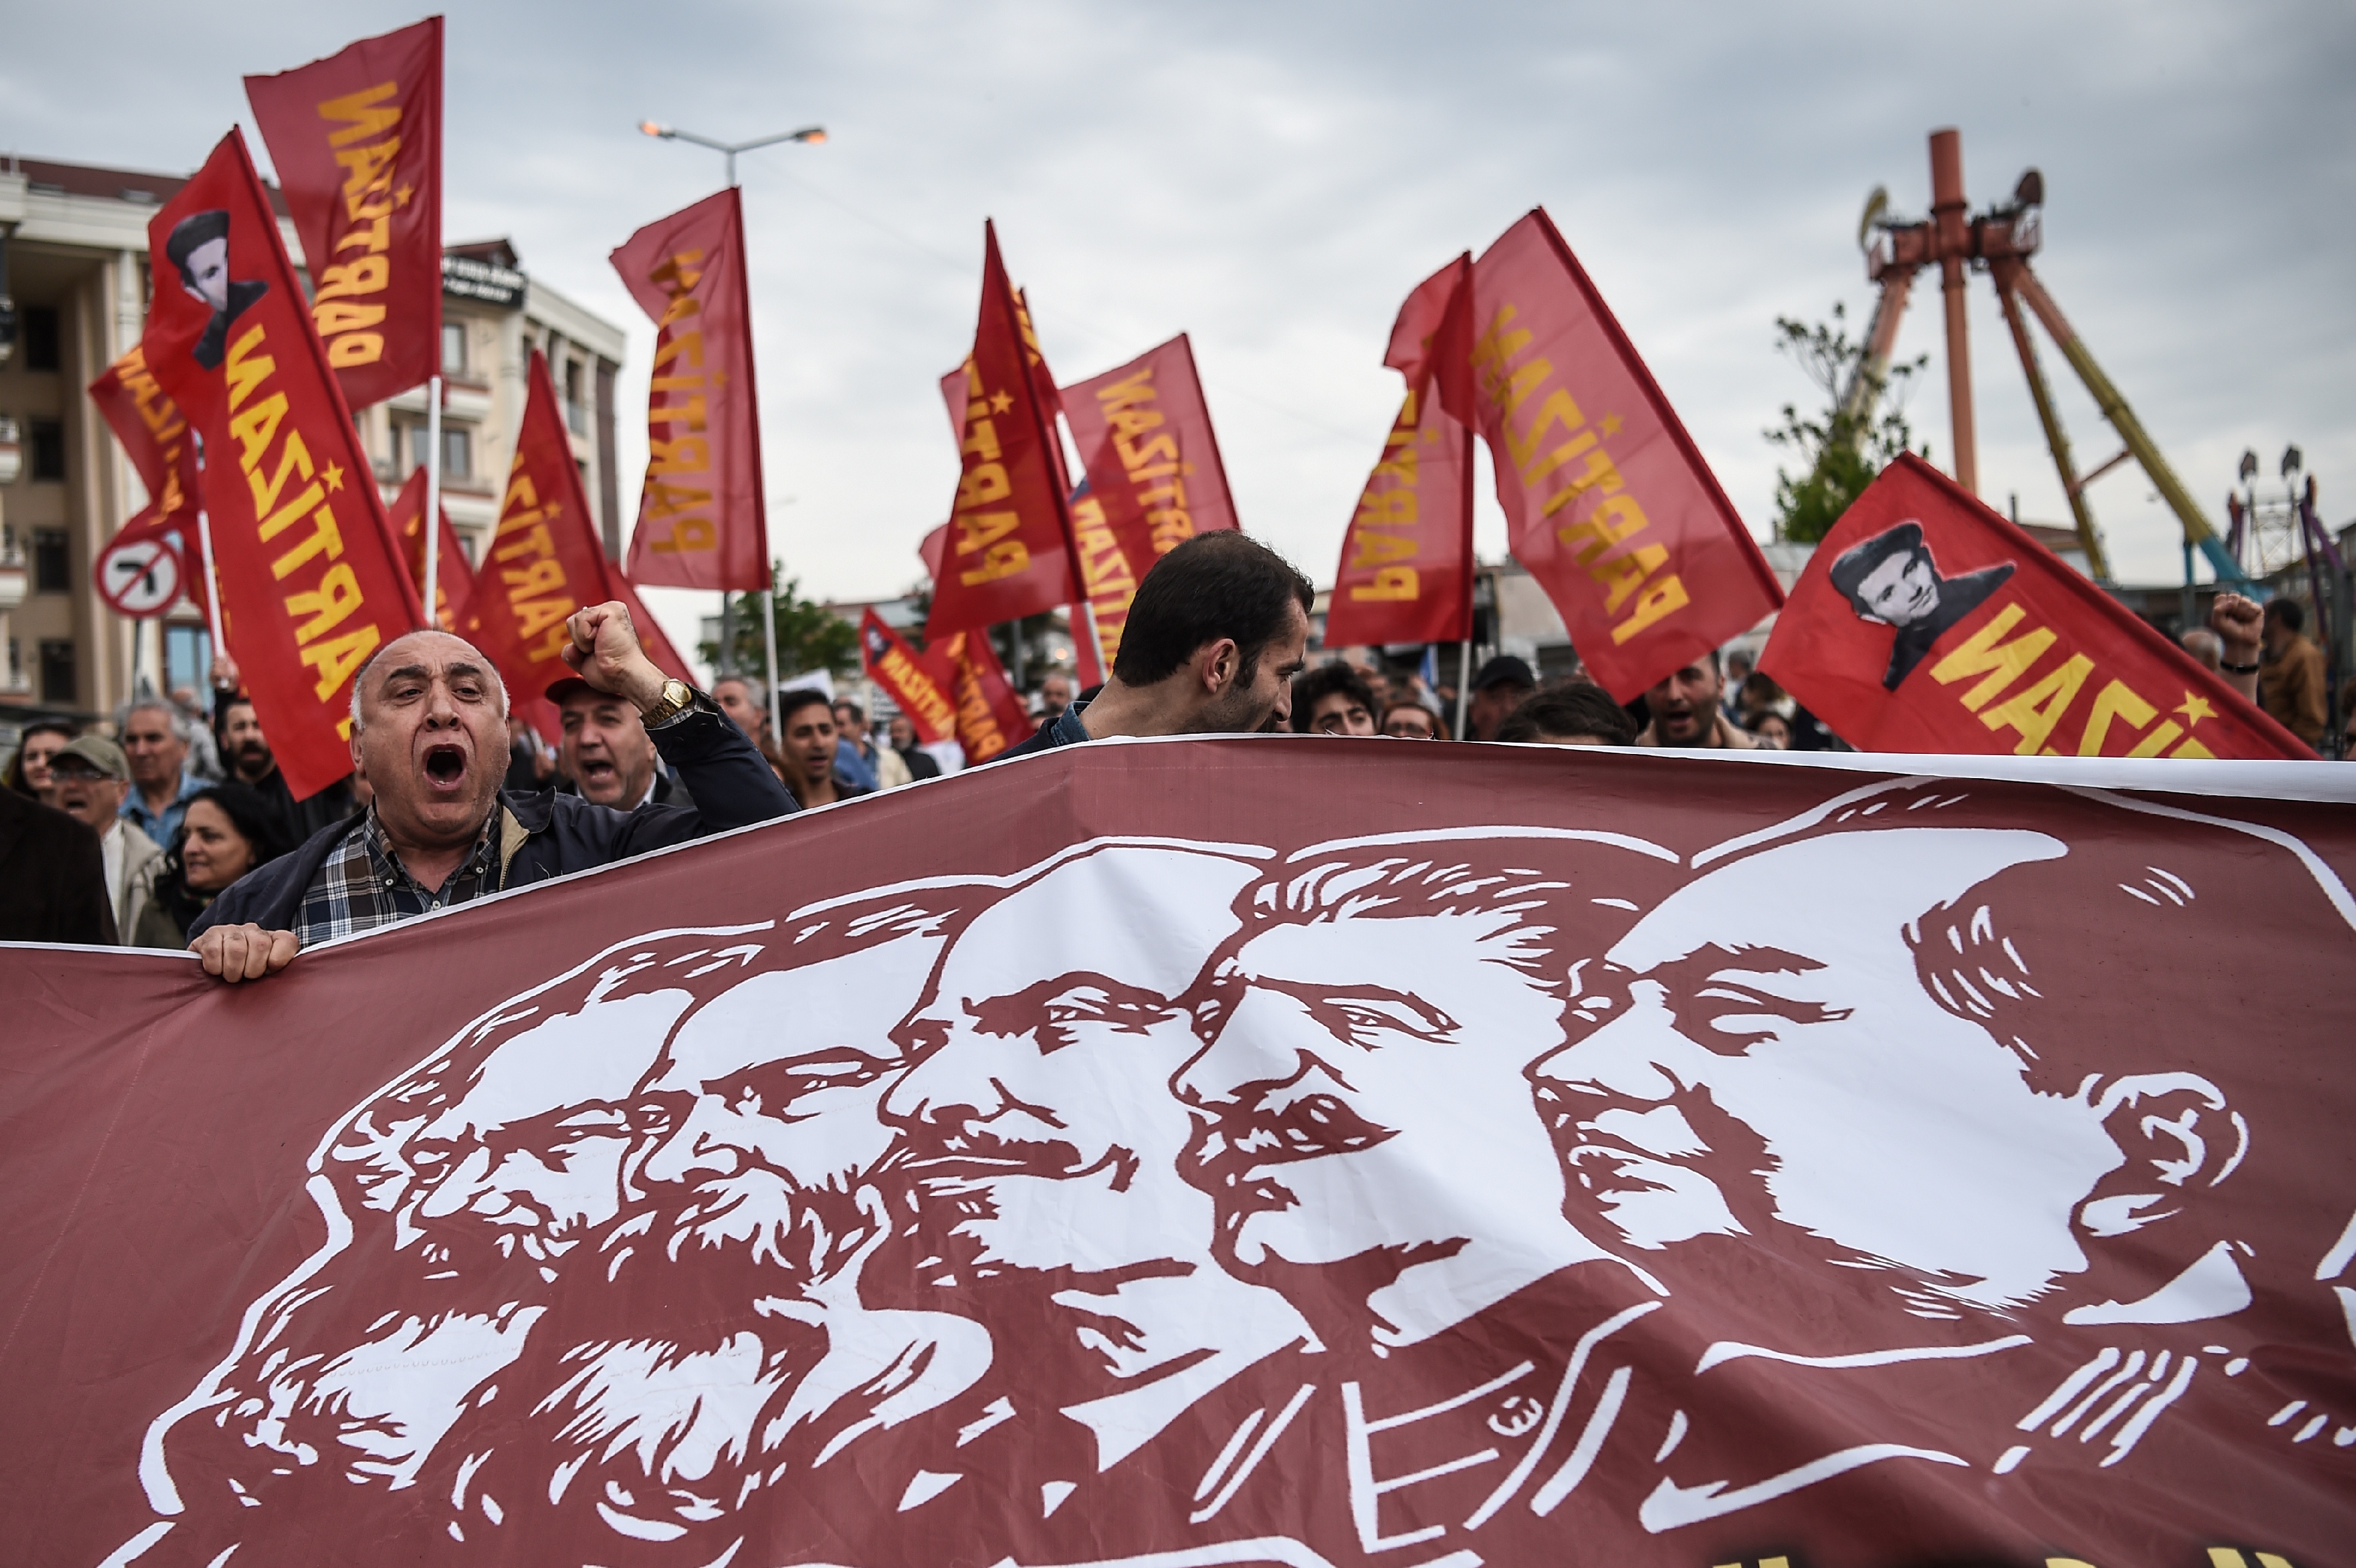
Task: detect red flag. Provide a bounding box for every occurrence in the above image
[1761,454,2306,758]
[1326,258,1476,649]
[859,608,959,745]
[925,223,1080,638]
[612,188,768,592]
[462,350,621,740]
[1444,210,1783,700]
[1063,335,1240,574]
[385,465,472,633]
[940,628,1032,762]
[141,131,421,799]
[88,343,211,620]
[88,344,200,527]
[243,18,442,409]
[918,521,949,584]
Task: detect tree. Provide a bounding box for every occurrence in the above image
[1765,302,1928,544]
[701,565,859,681]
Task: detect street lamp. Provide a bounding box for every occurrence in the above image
[638,121,826,188]
[637,118,825,719]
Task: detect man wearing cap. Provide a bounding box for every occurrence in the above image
[1827,520,2015,691]
[551,673,691,811]
[164,209,269,372]
[187,601,796,983]
[48,735,164,940]
[1464,654,1537,742]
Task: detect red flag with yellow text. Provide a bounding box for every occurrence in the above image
[89,343,210,618]
[1442,210,1782,699]
[1762,454,2306,759]
[940,628,1031,763]
[141,131,421,799]
[1326,257,1475,648]
[1061,335,1239,667]
[613,188,768,593]
[462,350,619,742]
[385,465,472,633]
[859,609,959,746]
[925,224,1079,638]
[244,18,442,409]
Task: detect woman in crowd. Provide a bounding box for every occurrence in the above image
[1747,710,1793,749]
[132,783,293,950]
[5,718,76,807]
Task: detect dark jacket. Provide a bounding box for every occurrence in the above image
[191,704,794,939]
[0,788,120,945]
[896,745,942,780]
[994,699,1092,762]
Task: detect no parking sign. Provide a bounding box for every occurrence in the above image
[94,526,184,618]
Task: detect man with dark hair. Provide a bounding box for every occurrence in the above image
[1465,654,1536,741]
[186,604,795,981]
[1828,520,2016,690]
[997,531,1312,759]
[777,688,869,808]
[1290,663,1378,736]
[164,209,267,371]
[1496,683,1638,747]
[2258,596,2327,749]
[835,697,911,789]
[1381,700,1441,739]
[1635,652,1755,748]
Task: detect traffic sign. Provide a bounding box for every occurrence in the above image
[95,531,183,618]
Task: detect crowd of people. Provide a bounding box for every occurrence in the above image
[0,530,2345,964]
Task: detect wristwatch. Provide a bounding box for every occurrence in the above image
[641,677,697,727]
[2221,659,2261,675]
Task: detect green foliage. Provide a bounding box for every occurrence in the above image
[701,565,859,679]
[1765,302,1928,544]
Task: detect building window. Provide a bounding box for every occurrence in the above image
[29,418,66,481]
[441,321,467,376]
[565,359,588,435]
[38,639,75,705]
[22,306,62,373]
[165,624,213,694]
[442,426,472,479]
[32,529,70,593]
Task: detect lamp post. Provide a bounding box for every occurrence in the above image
[638,119,824,738]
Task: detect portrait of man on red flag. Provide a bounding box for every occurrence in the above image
[162,209,267,369]
[1828,520,2018,689]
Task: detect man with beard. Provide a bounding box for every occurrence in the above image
[164,209,268,371]
[1523,780,2356,1564]
[133,896,978,1566]
[213,654,355,842]
[1164,832,1683,1563]
[862,840,1319,1560]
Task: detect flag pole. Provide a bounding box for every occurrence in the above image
[1078,599,1104,684]
[422,373,443,628]
[762,571,782,743]
[197,507,225,659]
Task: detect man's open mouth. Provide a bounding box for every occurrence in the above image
[579,759,617,786]
[422,743,468,793]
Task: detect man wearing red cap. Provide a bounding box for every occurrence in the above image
[187,601,795,982]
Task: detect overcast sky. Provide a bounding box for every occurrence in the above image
[9,1,2352,662]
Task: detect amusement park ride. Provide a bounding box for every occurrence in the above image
[1843,128,2249,593]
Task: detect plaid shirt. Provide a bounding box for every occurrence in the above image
[291,806,504,949]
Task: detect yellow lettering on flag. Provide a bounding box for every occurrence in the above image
[300,626,382,700]
[1930,604,2056,710]
[1981,653,2094,755]
[284,564,364,643]
[316,81,401,147]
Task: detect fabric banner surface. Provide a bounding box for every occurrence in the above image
[88,343,209,619]
[244,16,443,408]
[1442,210,1784,699]
[1061,335,1240,661]
[925,223,1080,639]
[613,187,769,593]
[861,607,959,745]
[386,464,473,633]
[1762,454,2307,759]
[941,626,1031,762]
[141,130,423,799]
[4,743,2350,1568]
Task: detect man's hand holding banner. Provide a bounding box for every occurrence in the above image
[1764,454,2307,759]
[141,130,422,800]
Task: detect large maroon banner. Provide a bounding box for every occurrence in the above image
[5,744,2351,1568]
[244,17,444,409]
[1763,454,2307,759]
